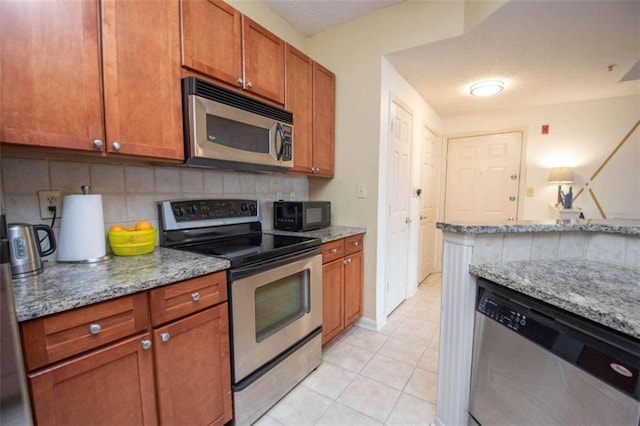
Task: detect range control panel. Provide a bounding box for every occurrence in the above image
[169,199,258,222]
[478,295,528,332]
[158,199,261,232]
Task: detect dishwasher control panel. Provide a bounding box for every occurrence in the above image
[477,296,528,331]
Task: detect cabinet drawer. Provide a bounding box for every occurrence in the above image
[21,293,149,372]
[344,234,364,255]
[322,240,345,264]
[150,272,227,326]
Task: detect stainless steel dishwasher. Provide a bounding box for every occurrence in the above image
[470,278,640,426]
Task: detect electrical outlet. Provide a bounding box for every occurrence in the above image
[38,190,62,219]
[526,187,535,197]
[276,192,284,201]
[289,192,296,201]
[357,183,367,199]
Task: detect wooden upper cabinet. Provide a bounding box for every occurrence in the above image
[101,0,183,160]
[313,62,336,177]
[179,1,284,105]
[285,45,314,174]
[242,16,285,105]
[0,0,103,150]
[180,0,242,87]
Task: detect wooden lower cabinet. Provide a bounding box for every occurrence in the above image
[29,333,158,425]
[23,272,232,425]
[154,304,232,426]
[321,235,364,345]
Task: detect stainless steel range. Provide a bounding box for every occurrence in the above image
[158,199,322,425]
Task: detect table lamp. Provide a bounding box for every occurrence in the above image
[547,167,574,208]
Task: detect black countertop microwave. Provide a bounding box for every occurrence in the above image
[274,201,331,232]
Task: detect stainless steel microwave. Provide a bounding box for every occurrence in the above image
[274,201,331,232]
[182,77,293,173]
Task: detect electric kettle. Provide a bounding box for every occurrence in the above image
[7,223,57,278]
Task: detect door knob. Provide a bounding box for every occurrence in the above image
[509,196,516,201]
[416,188,422,197]
[511,174,518,180]
[405,217,412,224]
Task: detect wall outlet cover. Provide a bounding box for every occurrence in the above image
[38,190,62,219]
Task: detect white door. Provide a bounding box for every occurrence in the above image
[445,132,522,222]
[419,126,437,283]
[385,100,412,315]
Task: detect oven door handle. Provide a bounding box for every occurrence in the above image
[228,246,321,282]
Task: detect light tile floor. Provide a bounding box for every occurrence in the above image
[255,273,442,426]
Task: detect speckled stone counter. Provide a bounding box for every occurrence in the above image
[13,247,230,322]
[267,226,366,243]
[470,259,640,339]
[437,218,640,236]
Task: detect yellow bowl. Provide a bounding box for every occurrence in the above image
[108,228,156,256]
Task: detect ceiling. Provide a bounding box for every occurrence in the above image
[263,0,640,117]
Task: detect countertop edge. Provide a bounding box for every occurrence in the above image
[267,225,367,243]
[437,220,640,236]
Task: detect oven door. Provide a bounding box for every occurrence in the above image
[229,249,322,383]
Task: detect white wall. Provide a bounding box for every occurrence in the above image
[304,2,463,327]
[378,58,443,322]
[443,95,640,220]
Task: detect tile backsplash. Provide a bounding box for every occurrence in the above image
[1,156,308,242]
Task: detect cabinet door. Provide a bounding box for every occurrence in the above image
[0,0,103,151]
[344,250,364,327]
[322,259,344,345]
[29,333,157,426]
[154,304,233,426]
[286,45,314,174]
[242,16,285,105]
[101,0,183,160]
[180,0,242,87]
[312,62,336,177]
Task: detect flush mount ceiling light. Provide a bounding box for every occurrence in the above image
[469,80,504,97]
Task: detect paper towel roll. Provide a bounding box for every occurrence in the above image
[57,194,107,262]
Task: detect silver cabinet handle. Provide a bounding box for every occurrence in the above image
[353,241,359,247]
[509,196,516,201]
[93,139,103,149]
[141,339,152,350]
[347,258,352,263]
[191,292,200,302]
[89,323,101,335]
[508,217,516,221]
[343,259,348,264]
[511,174,518,180]
[330,248,338,254]
[161,332,170,343]
[112,141,121,151]
[236,77,244,86]
[246,81,253,89]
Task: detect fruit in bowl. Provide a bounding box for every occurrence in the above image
[108,221,156,256]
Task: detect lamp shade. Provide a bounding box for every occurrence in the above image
[547,167,574,184]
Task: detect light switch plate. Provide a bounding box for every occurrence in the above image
[357,184,367,199]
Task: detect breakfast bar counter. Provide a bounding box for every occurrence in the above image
[433,218,640,426]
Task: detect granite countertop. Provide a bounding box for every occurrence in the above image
[267,225,367,243]
[13,247,230,322]
[470,258,640,340]
[437,218,640,236]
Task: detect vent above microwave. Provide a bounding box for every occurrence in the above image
[183,77,293,124]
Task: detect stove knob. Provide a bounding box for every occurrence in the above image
[186,204,196,215]
[174,206,185,217]
[240,203,248,212]
[249,204,257,215]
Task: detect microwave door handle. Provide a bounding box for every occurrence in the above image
[276,123,285,161]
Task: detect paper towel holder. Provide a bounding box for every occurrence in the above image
[56,185,112,263]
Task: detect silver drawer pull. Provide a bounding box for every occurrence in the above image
[141,340,152,350]
[89,323,101,335]
[353,241,360,247]
[161,332,171,343]
[191,292,200,302]
[330,248,338,254]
